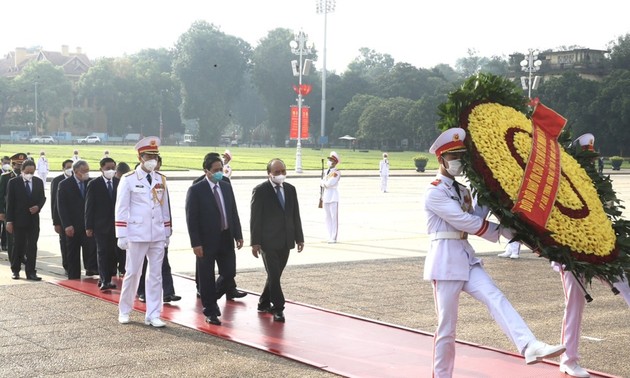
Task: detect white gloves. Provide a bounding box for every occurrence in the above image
[117,237,128,250]
[164,237,170,248]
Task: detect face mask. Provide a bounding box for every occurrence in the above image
[64,168,73,177]
[78,172,90,181]
[103,170,116,179]
[210,171,224,183]
[270,174,286,185]
[22,173,33,181]
[2,164,10,171]
[143,159,158,172]
[445,159,464,176]
[327,160,333,167]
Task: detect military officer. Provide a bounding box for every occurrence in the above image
[424,128,565,377]
[320,151,341,243]
[222,149,233,178]
[0,153,27,267]
[116,137,172,328]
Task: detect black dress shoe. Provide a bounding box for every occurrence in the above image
[226,289,248,300]
[273,311,286,323]
[85,270,99,277]
[163,294,181,302]
[257,303,273,313]
[205,315,221,325]
[100,282,116,291]
[26,275,42,281]
[214,303,221,317]
[138,294,146,303]
[11,272,19,280]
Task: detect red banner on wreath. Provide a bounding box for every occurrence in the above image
[289,105,309,140]
[512,100,567,230]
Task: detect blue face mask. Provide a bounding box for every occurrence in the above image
[211,171,224,182]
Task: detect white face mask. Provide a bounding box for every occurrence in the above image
[22,173,33,181]
[77,172,90,181]
[327,160,333,167]
[64,168,73,177]
[143,159,158,172]
[445,159,464,176]
[270,174,286,185]
[103,170,116,179]
[2,164,10,171]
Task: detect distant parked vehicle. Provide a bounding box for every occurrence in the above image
[76,135,101,144]
[29,135,56,144]
[183,134,196,145]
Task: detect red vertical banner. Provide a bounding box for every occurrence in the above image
[289,105,309,140]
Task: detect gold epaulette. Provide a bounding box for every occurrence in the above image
[123,171,135,177]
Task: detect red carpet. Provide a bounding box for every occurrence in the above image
[53,275,617,378]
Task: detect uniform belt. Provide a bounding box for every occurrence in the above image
[430,231,468,240]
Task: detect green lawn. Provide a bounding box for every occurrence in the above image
[2,144,437,171]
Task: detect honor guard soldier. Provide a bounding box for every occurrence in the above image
[424,128,565,377]
[116,137,172,328]
[320,151,341,243]
[222,150,233,178]
[0,153,28,269]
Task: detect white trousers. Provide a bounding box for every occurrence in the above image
[559,268,630,365]
[118,241,164,321]
[380,175,388,192]
[431,265,535,378]
[38,172,48,189]
[324,202,338,242]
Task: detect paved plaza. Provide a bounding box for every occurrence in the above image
[1,169,629,377]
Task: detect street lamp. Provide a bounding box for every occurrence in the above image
[34,81,38,136]
[290,31,313,174]
[159,89,167,140]
[520,49,542,99]
[316,0,335,149]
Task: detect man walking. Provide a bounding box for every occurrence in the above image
[51,159,74,275]
[5,159,46,280]
[116,137,171,328]
[250,158,304,322]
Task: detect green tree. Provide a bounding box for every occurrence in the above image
[173,21,251,145]
[334,94,379,139]
[608,33,630,70]
[357,97,414,148]
[406,94,446,151]
[592,70,630,155]
[346,48,395,82]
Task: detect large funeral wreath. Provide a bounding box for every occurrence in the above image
[436,73,630,287]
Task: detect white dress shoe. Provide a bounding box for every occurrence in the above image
[560,362,591,377]
[498,251,512,258]
[523,340,566,364]
[509,254,520,259]
[118,313,130,324]
[145,318,166,328]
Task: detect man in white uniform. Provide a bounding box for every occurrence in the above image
[222,150,233,179]
[115,136,172,328]
[379,153,389,193]
[321,151,340,243]
[36,151,49,189]
[424,128,565,377]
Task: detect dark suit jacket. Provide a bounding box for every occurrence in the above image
[85,176,119,233]
[50,173,70,226]
[186,179,242,254]
[0,171,17,214]
[250,180,304,251]
[5,176,46,227]
[57,176,92,231]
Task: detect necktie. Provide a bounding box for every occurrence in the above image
[107,180,113,198]
[146,174,152,185]
[25,180,32,197]
[79,181,85,198]
[276,185,285,210]
[213,185,227,230]
[452,180,461,199]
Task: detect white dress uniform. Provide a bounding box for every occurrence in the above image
[424,128,563,377]
[222,150,233,178]
[115,137,172,324]
[321,151,341,243]
[36,155,49,189]
[379,154,389,193]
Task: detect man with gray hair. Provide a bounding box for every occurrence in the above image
[57,159,98,279]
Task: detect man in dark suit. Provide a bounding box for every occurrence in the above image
[51,159,73,275]
[5,159,46,280]
[85,157,119,290]
[0,153,26,268]
[57,160,98,279]
[192,152,247,300]
[186,153,244,326]
[250,158,304,322]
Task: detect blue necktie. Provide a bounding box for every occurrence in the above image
[107,180,113,198]
[25,180,32,197]
[276,185,285,210]
[79,181,85,198]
